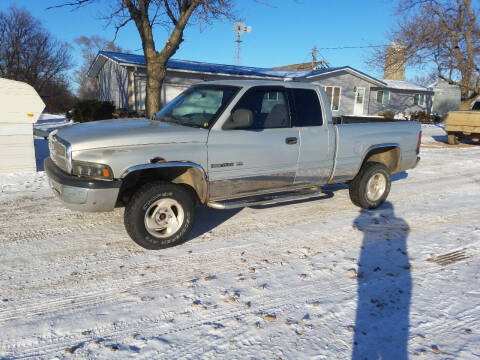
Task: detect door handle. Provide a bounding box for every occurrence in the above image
[285,137,298,145]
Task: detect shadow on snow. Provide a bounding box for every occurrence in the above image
[351,201,411,360]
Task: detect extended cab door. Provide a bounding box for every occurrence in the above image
[290,87,335,185]
[207,86,300,200]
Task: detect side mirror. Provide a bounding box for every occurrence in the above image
[223,109,253,130]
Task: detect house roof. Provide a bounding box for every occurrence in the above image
[88,51,309,79]
[428,79,460,89]
[273,61,330,71]
[90,51,432,92]
[88,51,388,87]
[295,66,387,87]
[381,79,433,92]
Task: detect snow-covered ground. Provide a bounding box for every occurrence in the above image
[0,124,479,359]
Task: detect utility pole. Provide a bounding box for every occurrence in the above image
[312,45,317,70]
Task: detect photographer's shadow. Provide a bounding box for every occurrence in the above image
[352,202,411,360]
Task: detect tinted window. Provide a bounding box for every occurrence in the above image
[292,89,323,127]
[233,89,290,129]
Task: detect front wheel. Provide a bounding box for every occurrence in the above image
[124,181,195,250]
[349,162,392,209]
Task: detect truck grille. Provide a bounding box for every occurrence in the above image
[49,135,69,172]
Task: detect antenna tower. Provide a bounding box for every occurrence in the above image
[233,21,252,65]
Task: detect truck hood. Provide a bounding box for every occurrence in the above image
[55,118,209,151]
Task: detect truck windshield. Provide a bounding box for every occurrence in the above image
[153,85,240,128]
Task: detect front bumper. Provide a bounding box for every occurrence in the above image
[44,157,122,212]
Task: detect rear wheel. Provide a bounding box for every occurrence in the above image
[124,181,195,250]
[447,133,459,145]
[349,162,391,209]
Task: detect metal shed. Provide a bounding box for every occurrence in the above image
[0,78,45,173]
[430,79,461,116]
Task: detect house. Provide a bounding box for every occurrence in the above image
[88,51,432,117]
[370,80,433,117]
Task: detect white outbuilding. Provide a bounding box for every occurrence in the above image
[0,78,45,173]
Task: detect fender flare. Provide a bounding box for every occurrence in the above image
[121,161,208,203]
[355,143,402,176]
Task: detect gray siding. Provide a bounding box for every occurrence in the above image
[369,88,432,116]
[98,60,129,109]
[431,81,460,116]
[303,71,374,116]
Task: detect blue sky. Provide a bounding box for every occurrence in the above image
[3,0,426,84]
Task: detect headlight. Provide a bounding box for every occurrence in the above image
[71,161,113,180]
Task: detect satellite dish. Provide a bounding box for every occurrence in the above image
[233,21,245,35]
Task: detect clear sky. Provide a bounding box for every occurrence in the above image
[2,0,426,85]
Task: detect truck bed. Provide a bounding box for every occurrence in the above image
[445,111,480,128]
[445,111,480,134]
[332,121,421,183]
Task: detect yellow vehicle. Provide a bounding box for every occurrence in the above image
[445,107,480,145]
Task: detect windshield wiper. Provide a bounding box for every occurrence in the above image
[161,115,206,128]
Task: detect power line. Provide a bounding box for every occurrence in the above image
[317,44,389,50]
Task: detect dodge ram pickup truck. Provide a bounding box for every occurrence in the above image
[45,80,421,249]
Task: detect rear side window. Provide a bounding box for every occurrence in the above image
[233,89,290,129]
[292,89,323,127]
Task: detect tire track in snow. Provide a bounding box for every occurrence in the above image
[0,199,477,325]
[3,272,478,360]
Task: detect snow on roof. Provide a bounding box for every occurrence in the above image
[95,51,309,79]
[381,79,432,92]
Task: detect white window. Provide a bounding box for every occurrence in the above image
[414,93,425,106]
[376,90,390,104]
[324,86,341,111]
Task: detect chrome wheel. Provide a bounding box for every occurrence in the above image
[144,198,184,238]
[366,173,387,202]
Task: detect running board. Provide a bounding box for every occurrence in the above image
[207,187,331,210]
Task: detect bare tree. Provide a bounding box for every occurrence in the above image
[74,35,123,100]
[410,72,438,87]
[368,0,480,99]
[42,75,77,113]
[52,1,235,117]
[0,5,73,93]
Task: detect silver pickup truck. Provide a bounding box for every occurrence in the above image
[45,80,421,249]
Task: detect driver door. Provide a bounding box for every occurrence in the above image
[207,86,300,200]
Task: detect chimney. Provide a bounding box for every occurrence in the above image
[384,41,406,81]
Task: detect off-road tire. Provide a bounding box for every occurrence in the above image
[124,181,195,250]
[349,162,391,209]
[447,133,459,145]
